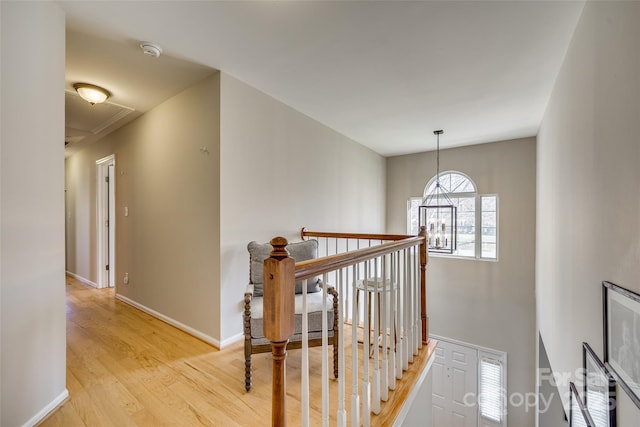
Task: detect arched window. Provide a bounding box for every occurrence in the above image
[407,171,498,259]
[424,171,476,196]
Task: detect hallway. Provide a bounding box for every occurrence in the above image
[42,277,270,426]
[41,277,433,426]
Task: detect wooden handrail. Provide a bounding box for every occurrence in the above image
[300,226,429,343]
[301,227,415,242]
[294,236,424,282]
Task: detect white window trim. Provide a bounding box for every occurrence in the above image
[478,349,508,427]
[479,194,499,261]
[407,197,421,237]
[407,195,499,262]
[421,171,500,261]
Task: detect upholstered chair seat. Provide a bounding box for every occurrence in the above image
[243,239,338,392]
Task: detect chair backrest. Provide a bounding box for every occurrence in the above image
[247,239,321,296]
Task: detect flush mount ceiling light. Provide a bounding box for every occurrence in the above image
[73,83,111,105]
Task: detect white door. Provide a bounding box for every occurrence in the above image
[432,339,478,427]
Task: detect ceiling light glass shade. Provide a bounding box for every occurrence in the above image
[73,83,110,105]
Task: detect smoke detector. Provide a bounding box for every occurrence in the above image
[140,42,162,58]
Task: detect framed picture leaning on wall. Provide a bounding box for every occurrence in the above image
[570,382,595,427]
[602,281,640,409]
[582,342,616,427]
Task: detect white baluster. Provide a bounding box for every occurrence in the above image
[389,252,397,389]
[403,249,409,372]
[322,273,329,427]
[396,250,404,379]
[337,268,347,427]
[350,264,360,427]
[372,258,381,415]
[407,249,414,364]
[302,279,309,427]
[362,263,371,427]
[381,254,389,401]
[345,240,350,323]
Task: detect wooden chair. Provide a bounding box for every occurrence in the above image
[243,239,339,392]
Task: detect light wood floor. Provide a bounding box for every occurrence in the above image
[40,276,435,426]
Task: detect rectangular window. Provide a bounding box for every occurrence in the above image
[407,194,497,260]
[407,197,422,235]
[455,196,476,257]
[479,353,506,425]
[480,195,498,259]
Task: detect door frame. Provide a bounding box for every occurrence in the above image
[431,334,508,427]
[96,154,115,288]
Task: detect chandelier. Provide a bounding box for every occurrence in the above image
[419,130,457,254]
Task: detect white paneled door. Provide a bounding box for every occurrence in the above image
[432,339,478,427]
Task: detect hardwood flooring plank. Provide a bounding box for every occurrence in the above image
[40,276,435,426]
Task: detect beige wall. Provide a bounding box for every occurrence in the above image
[1,2,68,425]
[66,73,222,343]
[537,1,640,424]
[219,73,386,342]
[386,137,537,427]
[65,71,386,346]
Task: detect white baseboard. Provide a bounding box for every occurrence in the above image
[65,271,98,288]
[23,388,69,427]
[219,332,244,348]
[115,293,220,349]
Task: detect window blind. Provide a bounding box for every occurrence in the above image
[480,356,503,423]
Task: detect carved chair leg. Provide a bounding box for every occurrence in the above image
[244,294,253,392]
[245,339,252,392]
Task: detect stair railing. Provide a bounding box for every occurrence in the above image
[263,226,428,426]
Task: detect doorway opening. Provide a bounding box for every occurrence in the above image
[96,154,115,288]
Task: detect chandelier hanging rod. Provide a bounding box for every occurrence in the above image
[434,129,444,183]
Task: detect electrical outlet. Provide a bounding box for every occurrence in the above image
[124,273,129,285]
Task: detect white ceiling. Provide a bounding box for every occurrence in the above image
[65,29,215,156]
[61,1,585,157]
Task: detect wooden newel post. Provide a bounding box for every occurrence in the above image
[263,237,295,427]
[419,225,429,344]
